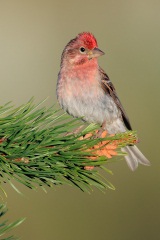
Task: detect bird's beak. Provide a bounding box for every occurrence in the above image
[87,47,105,60]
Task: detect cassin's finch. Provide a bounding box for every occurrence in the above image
[56,32,150,171]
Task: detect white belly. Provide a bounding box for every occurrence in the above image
[57,75,126,133]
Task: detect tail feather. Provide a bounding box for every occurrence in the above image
[122,145,150,171]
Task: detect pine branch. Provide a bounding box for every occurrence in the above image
[0,204,25,239]
[0,99,137,194]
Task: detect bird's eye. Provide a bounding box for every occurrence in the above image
[79,47,86,53]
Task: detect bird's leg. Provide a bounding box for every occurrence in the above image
[73,125,84,135]
[64,125,84,136]
[96,121,106,138]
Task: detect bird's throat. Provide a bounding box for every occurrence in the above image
[66,58,99,83]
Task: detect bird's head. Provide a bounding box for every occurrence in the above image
[61,32,104,67]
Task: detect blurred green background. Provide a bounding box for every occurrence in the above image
[0,0,160,239]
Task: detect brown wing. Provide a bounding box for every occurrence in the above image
[99,67,132,130]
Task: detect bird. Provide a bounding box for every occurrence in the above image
[56,32,150,171]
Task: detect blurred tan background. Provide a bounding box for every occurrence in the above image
[0,0,160,239]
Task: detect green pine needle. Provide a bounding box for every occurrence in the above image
[0,204,25,240]
[0,99,137,194]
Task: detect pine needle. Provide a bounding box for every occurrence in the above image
[0,100,137,194]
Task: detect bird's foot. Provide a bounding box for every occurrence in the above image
[64,125,84,136]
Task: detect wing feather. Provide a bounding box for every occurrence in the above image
[99,67,132,130]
